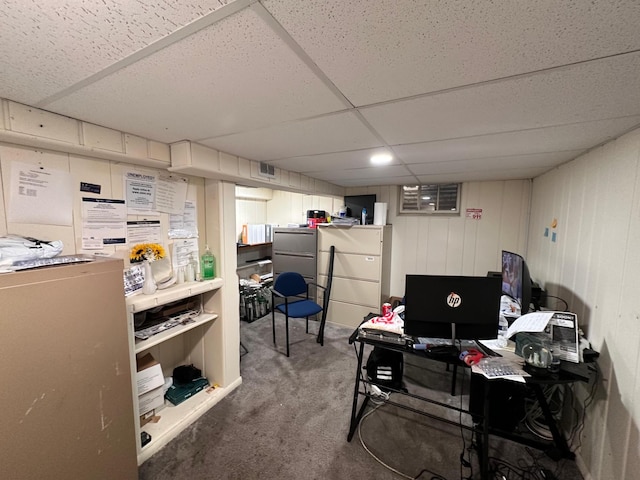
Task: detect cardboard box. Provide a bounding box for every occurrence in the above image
[140,410,157,427]
[138,386,164,416]
[136,353,164,396]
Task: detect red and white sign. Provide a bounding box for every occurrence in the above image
[466,208,483,219]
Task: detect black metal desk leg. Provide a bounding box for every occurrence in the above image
[477,378,490,480]
[531,384,575,459]
[347,342,367,442]
[451,363,458,396]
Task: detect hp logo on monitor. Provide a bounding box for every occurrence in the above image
[446,292,462,308]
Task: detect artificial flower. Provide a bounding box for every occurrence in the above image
[130,243,166,263]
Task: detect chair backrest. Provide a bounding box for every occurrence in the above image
[274,272,308,297]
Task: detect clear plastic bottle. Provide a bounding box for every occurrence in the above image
[361,208,367,225]
[497,314,509,348]
[201,245,215,279]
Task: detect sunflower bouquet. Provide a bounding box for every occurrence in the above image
[129,243,166,263]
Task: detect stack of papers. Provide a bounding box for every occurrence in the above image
[507,311,580,363]
[472,356,530,382]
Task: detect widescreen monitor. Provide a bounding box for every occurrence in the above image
[403,275,502,341]
[501,250,532,315]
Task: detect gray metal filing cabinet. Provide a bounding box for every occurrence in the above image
[272,227,318,293]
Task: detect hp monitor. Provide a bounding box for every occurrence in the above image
[403,275,502,341]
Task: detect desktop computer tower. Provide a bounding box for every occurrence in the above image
[469,374,526,432]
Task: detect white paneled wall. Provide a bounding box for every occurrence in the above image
[0,144,205,261]
[346,181,531,296]
[235,189,342,238]
[266,190,342,227]
[527,127,640,480]
[235,199,268,242]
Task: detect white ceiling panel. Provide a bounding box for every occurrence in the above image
[263,0,640,106]
[308,165,413,182]
[393,117,640,165]
[361,53,640,146]
[337,176,420,188]
[0,0,232,105]
[45,7,346,143]
[417,168,552,184]
[268,147,398,173]
[1,1,639,187]
[406,151,584,176]
[200,112,382,161]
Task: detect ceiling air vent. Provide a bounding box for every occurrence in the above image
[259,162,275,178]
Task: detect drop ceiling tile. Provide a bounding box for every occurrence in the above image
[268,147,396,173]
[361,53,640,146]
[417,167,551,184]
[200,112,382,161]
[45,7,346,143]
[393,116,640,164]
[336,175,418,187]
[263,0,640,105]
[307,164,413,182]
[0,0,232,105]
[406,151,584,176]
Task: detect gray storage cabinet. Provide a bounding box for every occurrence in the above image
[272,228,318,292]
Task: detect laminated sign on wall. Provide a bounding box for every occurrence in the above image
[466,208,483,220]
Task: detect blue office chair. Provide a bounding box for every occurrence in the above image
[271,271,327,357]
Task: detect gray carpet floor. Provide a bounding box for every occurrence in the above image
[138,314,585,480]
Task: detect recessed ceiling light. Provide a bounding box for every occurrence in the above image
[422,196,431,200]
[370,153,393,165]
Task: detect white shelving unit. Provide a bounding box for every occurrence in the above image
[126,278,241,465]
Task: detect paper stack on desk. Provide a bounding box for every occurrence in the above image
[506,311,580,363]
[472,353,530,382]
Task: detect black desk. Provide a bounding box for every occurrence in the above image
[347,326,592,480]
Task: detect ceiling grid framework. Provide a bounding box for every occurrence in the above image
[0,0,639,187]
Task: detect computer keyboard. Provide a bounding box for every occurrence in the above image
[134,308,201,340]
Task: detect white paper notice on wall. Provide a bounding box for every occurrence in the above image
[124,170,158,215]
[466,208,483,220]
[8,161,73,226]
[156,173,188,215]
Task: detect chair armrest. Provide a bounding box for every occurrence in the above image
[306,281,326,291]
[271,289,286,299]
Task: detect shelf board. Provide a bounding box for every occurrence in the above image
[137,377,242,465]
[134,313,218,354]
[127,278,224,313]
[236,259,272,271]
[237,242,272,250]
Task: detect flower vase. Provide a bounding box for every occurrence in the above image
[142,260,157,295]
